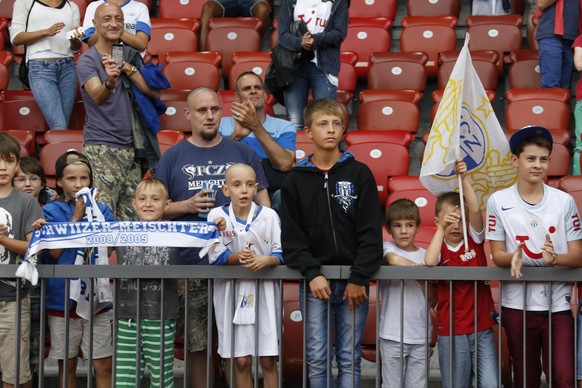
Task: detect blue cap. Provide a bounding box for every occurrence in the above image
[509,125,553,154]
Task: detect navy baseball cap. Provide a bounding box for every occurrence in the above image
[509,125,553,154]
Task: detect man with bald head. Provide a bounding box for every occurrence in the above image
[156,86,269,388]
[76,2,159,221]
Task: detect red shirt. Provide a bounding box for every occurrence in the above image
[436,234,496,336]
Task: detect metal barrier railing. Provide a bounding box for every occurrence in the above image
[1,265,580,387]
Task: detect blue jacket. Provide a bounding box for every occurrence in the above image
[126,48,169,175]
[130,61,170,135]
[42,197,114,312]
[277,0,349,77]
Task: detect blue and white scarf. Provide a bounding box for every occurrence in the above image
[16,190,221,318]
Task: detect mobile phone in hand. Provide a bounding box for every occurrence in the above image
[112,44,123,68]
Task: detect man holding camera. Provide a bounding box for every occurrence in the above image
[77,2,159,221]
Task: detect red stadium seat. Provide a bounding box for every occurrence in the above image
[148,26,198,66]
[68,101,87,131]
[358,89,423,105]
[159,99,190,132]
[400,16,458,78]
[163,51,222,91]
[206,26,262,80]
[158,0,206,19]
[438,50,499,90]
[349,0,397,19]
[70,0,88,19]
[368,52,428,91]
[505,87,570,103]
[357,100,420,132]
[40,141,84,189]
[505,89,571,132]
[1,89,33,101]
[338,52,358,99]
[348,17,393,30]
[0,50,13,66]
[0,100,48,140]
[295,130,314,163]
[560,176,582,210]
[157,130,186,154]
[387,176,438,229]
[208,17,262,31]
[547,143,570,185]
[229,51,271,89]
[0,0,14,19]
[44,129,83,144]
[466,15,524,73]
[150,17,200,31]
[1,129,35,157]
[345,130,415,148]
[407,0,461,17]
[341,25,391,79]
[508,49,541,89]
[346,141,410,204]
[0,64,9,91]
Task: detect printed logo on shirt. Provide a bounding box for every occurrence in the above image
[487,214,496,233]
[515,235,543,259]
[332,181,357,213]
[0,207,13,264]
[298,12,328,28]
[572,213,581,231]
[182,162,234,190]
[529,218,539,228]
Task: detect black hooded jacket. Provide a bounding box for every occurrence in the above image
[280,152,383,285]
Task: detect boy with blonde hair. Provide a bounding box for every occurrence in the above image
[280,98,383,387]
[114,178,179,387]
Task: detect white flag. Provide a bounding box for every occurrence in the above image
[419,35,517,210]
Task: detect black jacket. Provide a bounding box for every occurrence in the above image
[281,152,383,285]
[277,0,349,77]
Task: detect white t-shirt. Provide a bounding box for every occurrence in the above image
[9,0,80,61]
[82,0,151,56]
[208,203,282,358]
[379,242,431,345]
[293,0,338,86]
[486,184,582,312]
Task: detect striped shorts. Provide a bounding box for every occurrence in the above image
[115,318,176,387]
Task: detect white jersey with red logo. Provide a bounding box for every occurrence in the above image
[486,184,582,311]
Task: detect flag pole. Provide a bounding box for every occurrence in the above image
[458,33,470,253]
[458,173,469,252]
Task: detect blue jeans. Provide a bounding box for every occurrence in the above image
[437,328,498,388]
[299,280,368,388]
[538,37,574,89]
[28,57,77,130]
[283,61,338,131]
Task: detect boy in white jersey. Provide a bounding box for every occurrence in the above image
[209,163,282,388]
[380,198,435,387]
[486,125,582,388]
